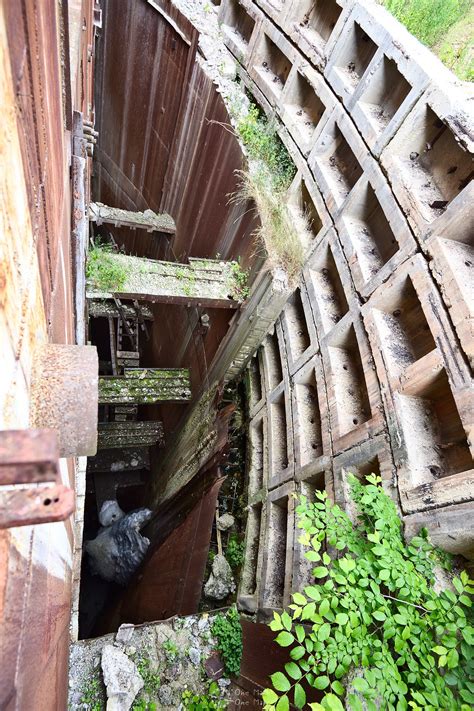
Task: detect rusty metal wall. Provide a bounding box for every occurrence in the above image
[94,0,260,437]
[1,1,95,708]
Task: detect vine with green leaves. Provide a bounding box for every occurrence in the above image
[262,474,474,711]
[211,606,243,677]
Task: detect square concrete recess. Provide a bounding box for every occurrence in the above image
[325,2,429,155]
[248,20,296,107]
[303,229,354,339]
[247,350,265,417]
[219,0,261,62]
[309,107,367,216]
[424,183,474,368]
[260,481,295,612]
[332,433,395,521]
[261,325,285,394]
[283,0,347,71]
[253,0,289,26]
[286,168,331,256]
[279,59,335,156]
[267,382,294,487]
[403,502,474,561]
[362,256,473,513]
[248,410,268,498]
[280,284,318,375]
[293,467,332,592]
[291,352,332,474]
[320,313,384,454]
[238,501,265,613]
[335,162,417,298]
[380,85,474,237]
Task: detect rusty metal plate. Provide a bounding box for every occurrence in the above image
[0,429,59,485]
[0,484,75,529]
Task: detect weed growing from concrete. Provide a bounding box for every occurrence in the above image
[79,676,103,711]
[263,475,474,710]
[211,606,243,677]
[229,259,250,301]
[163,638,180,663]
[182,681,226,710]
[86,242,128,292]
[225,533,245,570]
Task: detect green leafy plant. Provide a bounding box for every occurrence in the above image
[86,242,128,292]
[263,474,474,710]
[236,105,295,191]
[79,676,103,711]
[182,682,227,710]
[131,656,160,710]
[226,534,245,570]
[229,259,250,301]
[211,606,243,677]
[163,639,180,663]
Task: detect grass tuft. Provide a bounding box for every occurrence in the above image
[86,242,128,292]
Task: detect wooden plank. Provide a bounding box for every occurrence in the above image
[89,202,176,233]
[86,256,242,309]
[98,370,192,403]
[0,429,59,485]
[0,484,75,528]
[98,421,164,449]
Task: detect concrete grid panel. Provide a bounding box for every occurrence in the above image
[218,0,263,64]
[246,16,298,108]
[267,379,295,490]
[319,310,385,455]
[286,166,332,258]
[292,466,333,594]
[260,323,286,395]
[403,501,474,559]
[332,432,396,520]
[253,0,292,26]
[238,500,266,613]
[308,102,369,218]
[247,349,266,418]
[324,2,430,156]
[303,227,359,340]
[335,156,418,299]
[279,283,319,376]
[259,480,296,614]
[362,254,474,515]
[282,0,350,72]
[278,56,337,157]
[247,407,268,503]
[423,182,474,368]
[380,84,474,239]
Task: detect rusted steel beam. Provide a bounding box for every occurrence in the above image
[98,369,192,404]
[87,257,242,309]
[89,202,176,233]
[0,429,59,485]
[98,421,165,449]
[88,299,154,321]
[0,484,75,529]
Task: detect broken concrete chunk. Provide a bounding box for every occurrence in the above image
[216,512,235,531]
[188,647,201,666]
[101,644,143,711]
[115,623,135,646]
[204,554,235,600]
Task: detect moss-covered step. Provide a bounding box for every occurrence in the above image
[86,255,245,308]
[87,446,150,472]
[98,369,192,404]
[97,421,164,449]
[88,299,154,320]
[89,202,176,233]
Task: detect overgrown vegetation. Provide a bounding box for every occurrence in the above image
[226,533,245,570]
[232,102,305,283]
[86,242,128,292]
[79,677,103,711]
[182,681,227,710]
[211,606,243,677]
[379,0,473,81]
[263,475,474,710]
